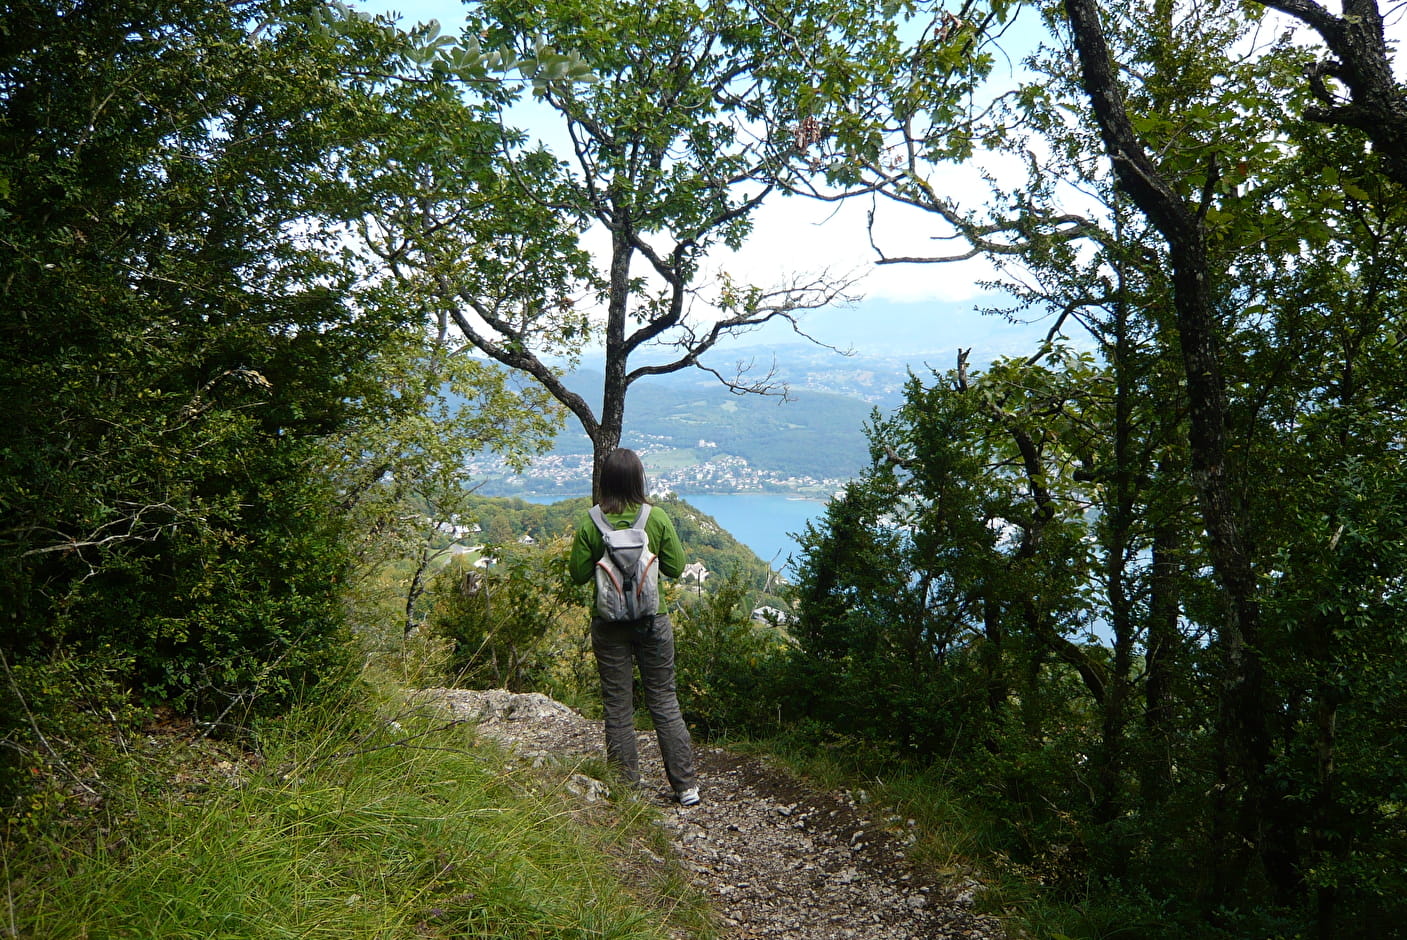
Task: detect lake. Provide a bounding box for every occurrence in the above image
[676,492,829,574]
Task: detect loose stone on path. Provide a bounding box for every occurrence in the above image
[416,689,1006,940]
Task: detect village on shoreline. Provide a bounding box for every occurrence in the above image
[464,451,848,501]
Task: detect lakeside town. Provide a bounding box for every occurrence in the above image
[464,449,849,499]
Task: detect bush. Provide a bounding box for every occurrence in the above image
[1,0,392,793]
[673,570,793,740]
[0,649,143,819]
[426,538,594,699]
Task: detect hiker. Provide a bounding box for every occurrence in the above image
[568,448,700,806]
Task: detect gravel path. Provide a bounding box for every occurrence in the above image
[414,689,1007,940]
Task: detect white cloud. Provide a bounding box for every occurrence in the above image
[711,194,1002,306]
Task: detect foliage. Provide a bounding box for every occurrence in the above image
[333,327,563,651]
[0,649,149,820]
[361,0,867,494]
[783,233,1407,932]
[455,494,777,599]
[426,537,591,696]
[672,570,793,740]
[0,0,421,740]
[0,0,573,814]
[6,0,1405,933]
[791,354,1106,759]
[758,0,1407,931]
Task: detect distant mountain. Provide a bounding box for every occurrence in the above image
[460,346,928,496]
[546,363,878,480]
[688,296,1064,363]
[456,289,1073,497]
[643,343,923,409]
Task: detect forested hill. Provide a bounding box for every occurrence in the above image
[461,493,775,594]
[561,365,875,474]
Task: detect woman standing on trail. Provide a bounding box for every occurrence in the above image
[568,448,700,806]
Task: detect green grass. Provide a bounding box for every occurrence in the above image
[642,448,702,470]
[4,681,717,940]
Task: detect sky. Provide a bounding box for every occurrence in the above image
[354,0,1406,368]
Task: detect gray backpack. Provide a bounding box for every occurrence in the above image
[589,503,659,622]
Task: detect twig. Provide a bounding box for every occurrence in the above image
[0,651,100,798]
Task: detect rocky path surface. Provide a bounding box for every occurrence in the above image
[414,689,1006,940]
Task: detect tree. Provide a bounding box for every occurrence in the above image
[790,349,1113,772]
[1252,0,1407,186]
[0,0,461,743]
[330,323,561,644]
[771,0,1407,929]
[1056,0,1308,901]
[360,0,866,497]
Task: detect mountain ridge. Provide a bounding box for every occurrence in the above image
[467,346,922,496]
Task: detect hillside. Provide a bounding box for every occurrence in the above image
[465,346,921,496]
[460,493,775,594]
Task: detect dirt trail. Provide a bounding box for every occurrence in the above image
[415,689,1006,940]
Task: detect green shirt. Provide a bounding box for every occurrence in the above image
[569,503,686,615]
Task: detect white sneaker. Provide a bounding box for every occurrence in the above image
[677,787,701,806]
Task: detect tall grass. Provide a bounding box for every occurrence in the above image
[5,679,714,940]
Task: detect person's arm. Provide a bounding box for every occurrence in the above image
[568,512,602,585]
[650,506,687,579]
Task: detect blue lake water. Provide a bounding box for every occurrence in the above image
[677,492,829,574]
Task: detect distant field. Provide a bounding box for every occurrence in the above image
[646,448,701,469]
[463,362,880,483]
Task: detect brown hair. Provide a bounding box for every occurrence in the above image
[598,448,648,514]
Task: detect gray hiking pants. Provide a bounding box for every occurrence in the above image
[591,613,697,794]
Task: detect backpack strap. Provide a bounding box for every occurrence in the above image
[590,503,653,536]
[588,505,614,538]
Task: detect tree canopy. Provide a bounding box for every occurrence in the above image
[774,0,1407,932]
[0,0,554,775]
[355,0,882,495]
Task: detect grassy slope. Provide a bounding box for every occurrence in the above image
[4,679,716,940]
[5,674,1065,940]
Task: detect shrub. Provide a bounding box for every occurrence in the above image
[426,538,593,698]
[673,570,793,740]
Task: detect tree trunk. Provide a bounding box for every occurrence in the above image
[1143,491,1181,808]
[981,592,1006,736]
[1095,299,1135,832]
[590,421,623,504]
[1310,615,1344,939]
[1062,0,1299,902]
[591,218,634,501]
[1255,0,1407,188]
[404,545,431,638]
